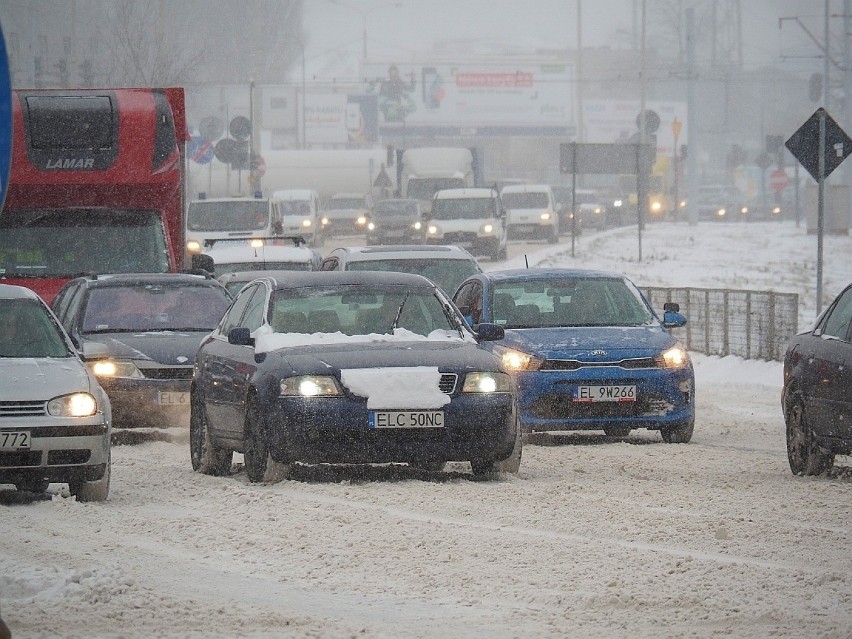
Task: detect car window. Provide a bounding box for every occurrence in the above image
[241,285,268,331]
[822,288,852,340]
[320,257,339,271]
[454,281,482,325]
[0,298,72,358]
[220,283,261,335]
[430,197,496,220]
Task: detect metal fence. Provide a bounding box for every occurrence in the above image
[641,287,799,362]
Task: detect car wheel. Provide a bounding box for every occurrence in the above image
[493,425,522,474]
[660,419,694,443]
[190,392,232,476]
[603,427,632,438]
[243,398,293,483]
[70,455,110,502]
[469,458,498,477]
[14,478,49,494]
[786,397,834,476]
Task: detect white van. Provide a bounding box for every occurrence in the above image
[270,189,321,246]
[500,183,559,243]
[425,187,507,261]
[185,194,278,259]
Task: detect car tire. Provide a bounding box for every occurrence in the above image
[243,398,293,483]
[14,478,49,494]
[604,427,632,438]
[70,455,110,502]
[190,391,232,476]
[493,425,522,474]
[786,396,834,476]
[469,458,498,477]
[660,419,694,443]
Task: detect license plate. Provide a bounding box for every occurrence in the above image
[0,430,31,450]
[157,392,189,405]
[369,411,445,429]
[575,385,637,402]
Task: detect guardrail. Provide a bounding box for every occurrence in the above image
[641,287,799,362]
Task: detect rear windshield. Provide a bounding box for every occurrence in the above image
[346,258,481,295]
[188,201,269,232]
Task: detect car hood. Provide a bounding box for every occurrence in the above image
[373,213,416,225]
[81,332,210,365]
[0,357,94,400]
[325,208,364,219]
[273,340,500,374]
[499,325,677,361]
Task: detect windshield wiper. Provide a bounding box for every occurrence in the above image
[391,290,410,331]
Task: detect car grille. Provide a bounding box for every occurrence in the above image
[0,401,46,418]
[530,394,655,419]
[139,366,194,380]
[439,373,458,394]
[542,357,659,371]
[442,232,477,244]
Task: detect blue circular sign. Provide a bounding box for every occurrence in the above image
[0,25,12,212]
[188,135,215,164]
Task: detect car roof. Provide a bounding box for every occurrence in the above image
[476,268,628,283]
[0,283,44,300]
[66,273,224,289]
[332,245,477,260]
[500,183,552,194]
[264,270,437,291]
[218,269,306,283]
[271,189,317,200]
[190,196,269,204]
[329,192,367,199]
[203,244,314,263]
[433,188,498,199]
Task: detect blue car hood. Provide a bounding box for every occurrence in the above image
[81,332,210,365]
[499,325,677,361]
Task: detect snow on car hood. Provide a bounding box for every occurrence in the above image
[0,357,93,401]
[340,367,450,409]
[500,325,678,361]
[254,325,474,353]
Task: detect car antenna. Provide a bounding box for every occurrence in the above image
[524,255,529,269]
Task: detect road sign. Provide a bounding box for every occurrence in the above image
[188,136,214,164]
[229,116,252,141]
[214,138,238,163]
[199,116,224,143]
[769,169,788,192]
[373,164,392,188]
[560,142,655,175]
[785,108,852,182]
[636,109,660,134]
[755,153,772,170]
[0,26,12,213]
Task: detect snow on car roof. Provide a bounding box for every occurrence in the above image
[433,188,498,199]
[253,325,472,354]
[500,183,552,194]
[203,244,315,264]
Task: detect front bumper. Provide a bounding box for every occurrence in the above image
[264,391,517,465]
[513,366,694,432]
[98,376,191,429]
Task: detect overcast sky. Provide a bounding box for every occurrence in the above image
[301,0,833,78]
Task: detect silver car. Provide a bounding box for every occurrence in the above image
[0,284,112,500]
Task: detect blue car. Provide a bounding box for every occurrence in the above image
[190,271,521,481]
[452,269,695,442]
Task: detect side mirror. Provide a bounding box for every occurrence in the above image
[192,253,214,273]
[228,327,254,346]
[475,322,505,342]
[663,310,687,329]
[663,302,680,312]
[81,341,110,360]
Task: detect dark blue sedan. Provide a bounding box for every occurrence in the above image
[453,269,695,442]
[190,271,521,481]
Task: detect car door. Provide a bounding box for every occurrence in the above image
[807,286,852,439]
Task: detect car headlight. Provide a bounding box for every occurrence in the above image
[301,219,313,228]
[657,344,689,369]
[413,221,422,230]
[651,201,662,211]
[461,372,513,393]
[250,238,264,248]
[321,216,329,225]
[741,207,748,214]
[367,222,376,231]
[47,392,98,417]
[92,360,144,379]
[492,345,543,372]
[717,208,726,217]
[540,212,551,221]
[356,216,367,226]
[593,208,601,214]
[613,199,623,207]
[186,240,202,253]
[280,375,342,397]
[772,207,781,214]
[428,224,440,235]
[480,223,494,234]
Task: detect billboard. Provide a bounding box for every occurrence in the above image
[363,61,575,131]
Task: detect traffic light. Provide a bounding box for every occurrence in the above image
[809,73,823,102]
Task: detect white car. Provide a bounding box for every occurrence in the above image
[0,284,112,501]
[320,192,374,239]
[199,237,322,279]
[425,188,508,261]
[270,189,322,246]
[500,183,559,243]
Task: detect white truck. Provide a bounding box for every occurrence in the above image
[401,147,475,213]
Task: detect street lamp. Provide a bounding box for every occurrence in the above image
[327,1,402,61]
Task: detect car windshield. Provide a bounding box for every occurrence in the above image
[0,298,72,358]
[187,201,269,232]
[278,200,312,216]
[501,192,549,209]
[373,201,419,218]
[430,197,496,221]
[346,258,481,295]
[0,209,170,277]
[491,277,655,328]
[407,178,465,200]
[327,198,366,210]
[81,284,231,332]
[269,284,459,336]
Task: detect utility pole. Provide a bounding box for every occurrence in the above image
[686,7,699,226]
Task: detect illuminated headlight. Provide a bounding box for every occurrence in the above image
[413,221,422,230]
[593,208,601,214]
[250,238,264,248]
[679,200,686,208]
[92,360,144,379]
[540,212,551,221]
[47,392,97,417]
[186,240,202,253]
[740,207,748,214]
[356,216,367,226]
[651,201,662,212]
[613,199,623,207]
[301,218,313,228]
[461,371,512,393]
[480,223,494,234]
[321,216,329,226]
[492,345,543,372]
[717,208,726,217]
[367,222,375,231]
[428,224,439,235]
[280,375,342,397]
[656,344,689,369]
[772,207,781,215]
